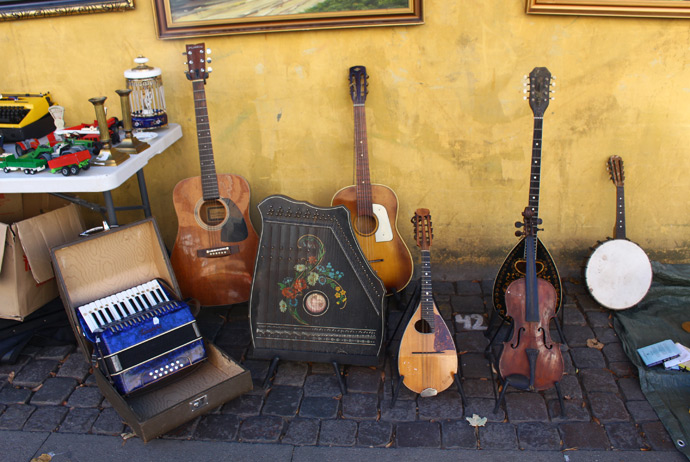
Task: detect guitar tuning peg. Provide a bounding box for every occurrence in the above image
[206,49,212,54]
[515,221,524,228]
[523,96,528,100]
[515,230,524,237]
[208,67,213,73]
[551,81,556,87]
[207,58,212,64]
[550,96,554,100]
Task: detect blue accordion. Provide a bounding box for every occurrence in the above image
[76,280,206,395]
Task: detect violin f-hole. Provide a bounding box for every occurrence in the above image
[510,326,525,349]
[537,326,554,349]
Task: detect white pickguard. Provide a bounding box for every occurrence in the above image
[372,203,393,242]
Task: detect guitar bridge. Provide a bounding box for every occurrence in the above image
[197,245,239,258]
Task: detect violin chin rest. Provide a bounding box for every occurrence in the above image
[505,374,531,391]
[420,388,438,397]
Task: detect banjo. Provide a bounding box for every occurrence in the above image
[584,155,652,310]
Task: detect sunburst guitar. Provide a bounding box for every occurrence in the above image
[170,43,259,306]
[331,66,413,295]
[492,67,562,319]
[397,209,458,397]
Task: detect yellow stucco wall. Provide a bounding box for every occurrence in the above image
[2,2,689,278]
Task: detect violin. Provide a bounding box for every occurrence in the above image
[498,207,563,391]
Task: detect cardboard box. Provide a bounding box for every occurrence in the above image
[0,196,84,321]
[50,218,252,442]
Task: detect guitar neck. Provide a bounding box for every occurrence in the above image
[614,185,626,239]
[353,104,374,217]
[192,79,220,201]
[528,116,543,219]
[420,250,435,330]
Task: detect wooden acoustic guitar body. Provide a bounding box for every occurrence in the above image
[170,173,259,306]
[331,183,413,294]
[492,236,562,320]
[398,302,458,396]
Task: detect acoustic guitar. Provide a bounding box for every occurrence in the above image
[492,67,562,320]
[332,66,413,295]
[397,209,458,397]
[584,156,652,309]
[170,43,259,306]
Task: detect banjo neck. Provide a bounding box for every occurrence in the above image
[607,155,627,240]
[614,184,626,240]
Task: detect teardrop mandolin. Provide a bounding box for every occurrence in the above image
[492,67,562,320]
[397,209,458,397]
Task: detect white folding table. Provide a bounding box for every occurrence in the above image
[0,123,182,225]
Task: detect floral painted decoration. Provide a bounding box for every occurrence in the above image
[277,234,347,325]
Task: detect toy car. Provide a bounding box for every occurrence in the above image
[47,149,91,176]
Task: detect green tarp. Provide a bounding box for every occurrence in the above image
[614,261,690,458]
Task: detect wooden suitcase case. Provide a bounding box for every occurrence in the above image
[50,218,252,442]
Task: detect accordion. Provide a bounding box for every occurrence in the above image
[76,279,206,395]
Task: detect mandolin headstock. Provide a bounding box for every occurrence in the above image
[412,208,433,251]
[526,67,554,117]
[349,66,369,105]
[184,43,212,82]
[607,155,625,187]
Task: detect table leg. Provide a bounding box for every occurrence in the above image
[136,169,152,218]
[103,190,118,226]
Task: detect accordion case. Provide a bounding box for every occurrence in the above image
[249,195,386,366]
[51,218,251,442]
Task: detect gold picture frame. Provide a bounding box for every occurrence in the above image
[526,0,690,18]
[152,0,423,39]
[0,0,134,21]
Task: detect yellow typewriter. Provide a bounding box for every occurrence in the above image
[0,93,56,142]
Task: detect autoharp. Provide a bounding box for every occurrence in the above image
[249,195,386,366]
[76,279,206,395]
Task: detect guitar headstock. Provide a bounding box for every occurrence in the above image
[184,43,212,82]
[607,155,625,187]
[412,208,433,251]
[349,66,368,105]
[525,67,554,117]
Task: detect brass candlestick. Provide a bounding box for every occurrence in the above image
[89,96,129,166]
[115,89,149,154]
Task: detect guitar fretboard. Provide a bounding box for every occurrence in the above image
[353,104,374,217]
[192,79,219,202]
[420,250,435,329]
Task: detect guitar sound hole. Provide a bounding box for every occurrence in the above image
[354,214,377,236]
[514,259,545,276]
[199,200,227,227]
[414,319,432,334]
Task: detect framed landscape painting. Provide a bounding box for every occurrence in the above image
[153,0,423,38]
[526,0,690,18]
[0,0,133,21]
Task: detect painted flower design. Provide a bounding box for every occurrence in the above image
[277,234,347,325]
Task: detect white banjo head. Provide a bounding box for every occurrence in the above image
[585,239,652,310]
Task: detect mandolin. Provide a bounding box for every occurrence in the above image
[331,66,413,295]
[584,156,652,309]
[498,207,563,391]
[492,67,562,320]
[397,209,458,397]
[170,43,259,306]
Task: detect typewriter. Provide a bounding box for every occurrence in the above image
[0,93,56,142]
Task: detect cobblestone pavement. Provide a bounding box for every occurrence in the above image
[0,278,682,456]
